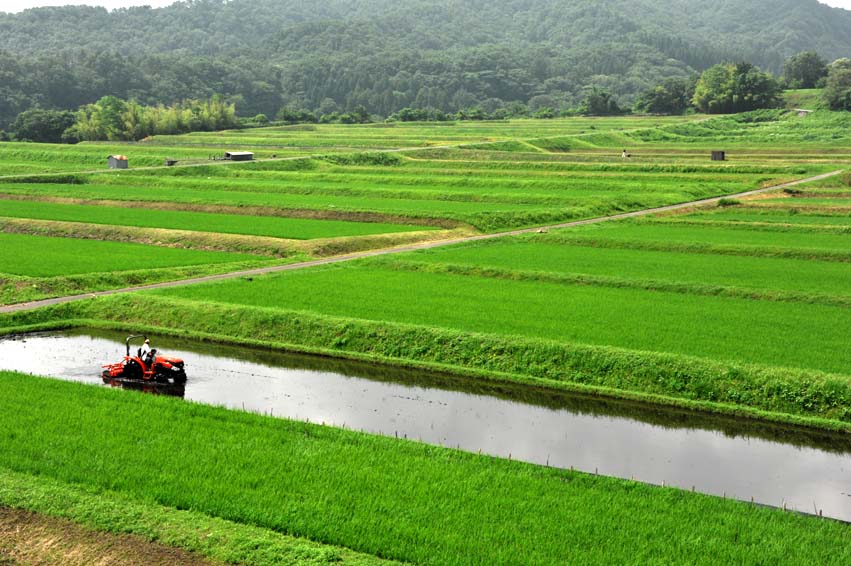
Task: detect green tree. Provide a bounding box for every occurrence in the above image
[823,58,851,110]
[578,88,622,116]
[533,107,557,119]
[11,108,76,143]
[276,107,317,124]
[66,95,239,142]
[692,63,781,114]
[783,52,828,89]
[633,78,694,114]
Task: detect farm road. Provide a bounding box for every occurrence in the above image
[1,169,842,314]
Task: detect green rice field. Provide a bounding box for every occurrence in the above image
[0,199,432,240]
[0,232,260,277]
[2,109,851,564]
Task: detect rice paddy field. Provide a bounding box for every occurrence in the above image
[2,109,851,564]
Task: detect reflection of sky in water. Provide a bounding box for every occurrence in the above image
[2,332,850,521]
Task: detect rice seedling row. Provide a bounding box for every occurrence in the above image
[0,199,432,240]
[384,240,851,299]
[0,232,263,278]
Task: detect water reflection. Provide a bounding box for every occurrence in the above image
[101,376,186,398]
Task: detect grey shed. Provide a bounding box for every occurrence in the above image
[108,155,129,169]
[224,151,254,161]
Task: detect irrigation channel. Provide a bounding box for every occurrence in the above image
[2,328,850,522]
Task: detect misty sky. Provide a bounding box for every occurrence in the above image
[2,0,851,12]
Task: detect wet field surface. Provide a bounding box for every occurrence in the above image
[2,328,850,521]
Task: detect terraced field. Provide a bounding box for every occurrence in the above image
[2,110,851,565]
[0,199,432,240]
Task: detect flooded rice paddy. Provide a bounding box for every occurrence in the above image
[1,329,850,521]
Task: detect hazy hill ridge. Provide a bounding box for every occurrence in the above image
[0,0,849,123]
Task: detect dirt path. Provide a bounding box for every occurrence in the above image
[0,508,217,566]
[0,169,840,315]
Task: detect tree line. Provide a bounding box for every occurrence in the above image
[6,96,239,144]
[634,53,851,114]
[2,0,851,130]
[5,51,851,143]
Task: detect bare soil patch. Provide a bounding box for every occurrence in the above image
[0,508,218,566]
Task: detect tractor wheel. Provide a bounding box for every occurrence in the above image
[172,369,187,384]
[123,360,143,380]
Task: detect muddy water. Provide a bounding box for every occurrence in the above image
[2,329,850,522]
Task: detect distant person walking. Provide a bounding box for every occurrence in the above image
[622,149,630,159]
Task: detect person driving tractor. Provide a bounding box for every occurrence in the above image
[140,338,154,365]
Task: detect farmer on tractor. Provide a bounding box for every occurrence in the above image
[102,335,186,385]
[140,338,154,365]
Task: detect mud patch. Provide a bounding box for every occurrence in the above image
[0,508,217,566]
[0,193,462,229]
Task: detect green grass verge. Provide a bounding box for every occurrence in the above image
[1,370,848,565]
[0,468,396,566]
[4,294,851,426]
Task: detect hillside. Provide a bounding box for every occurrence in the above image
[0,0,850,125]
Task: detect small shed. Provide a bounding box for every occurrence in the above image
[711,151,726,162]
[108,155,129,169]
[224,151,254,162]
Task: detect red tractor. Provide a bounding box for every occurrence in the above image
[102,335,187,385]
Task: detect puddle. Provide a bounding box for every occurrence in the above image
[1,329,849,521]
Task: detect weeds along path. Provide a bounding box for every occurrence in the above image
[1,170,842,314]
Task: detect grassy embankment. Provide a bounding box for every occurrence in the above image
[0,370,848,566]
[783,89,827,111]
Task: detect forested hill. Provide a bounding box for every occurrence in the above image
[1,0,850,125]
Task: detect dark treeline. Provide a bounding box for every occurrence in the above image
[5,53,849,143]
[1,0,851,128]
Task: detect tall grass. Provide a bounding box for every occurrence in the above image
[0,468,395,566]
